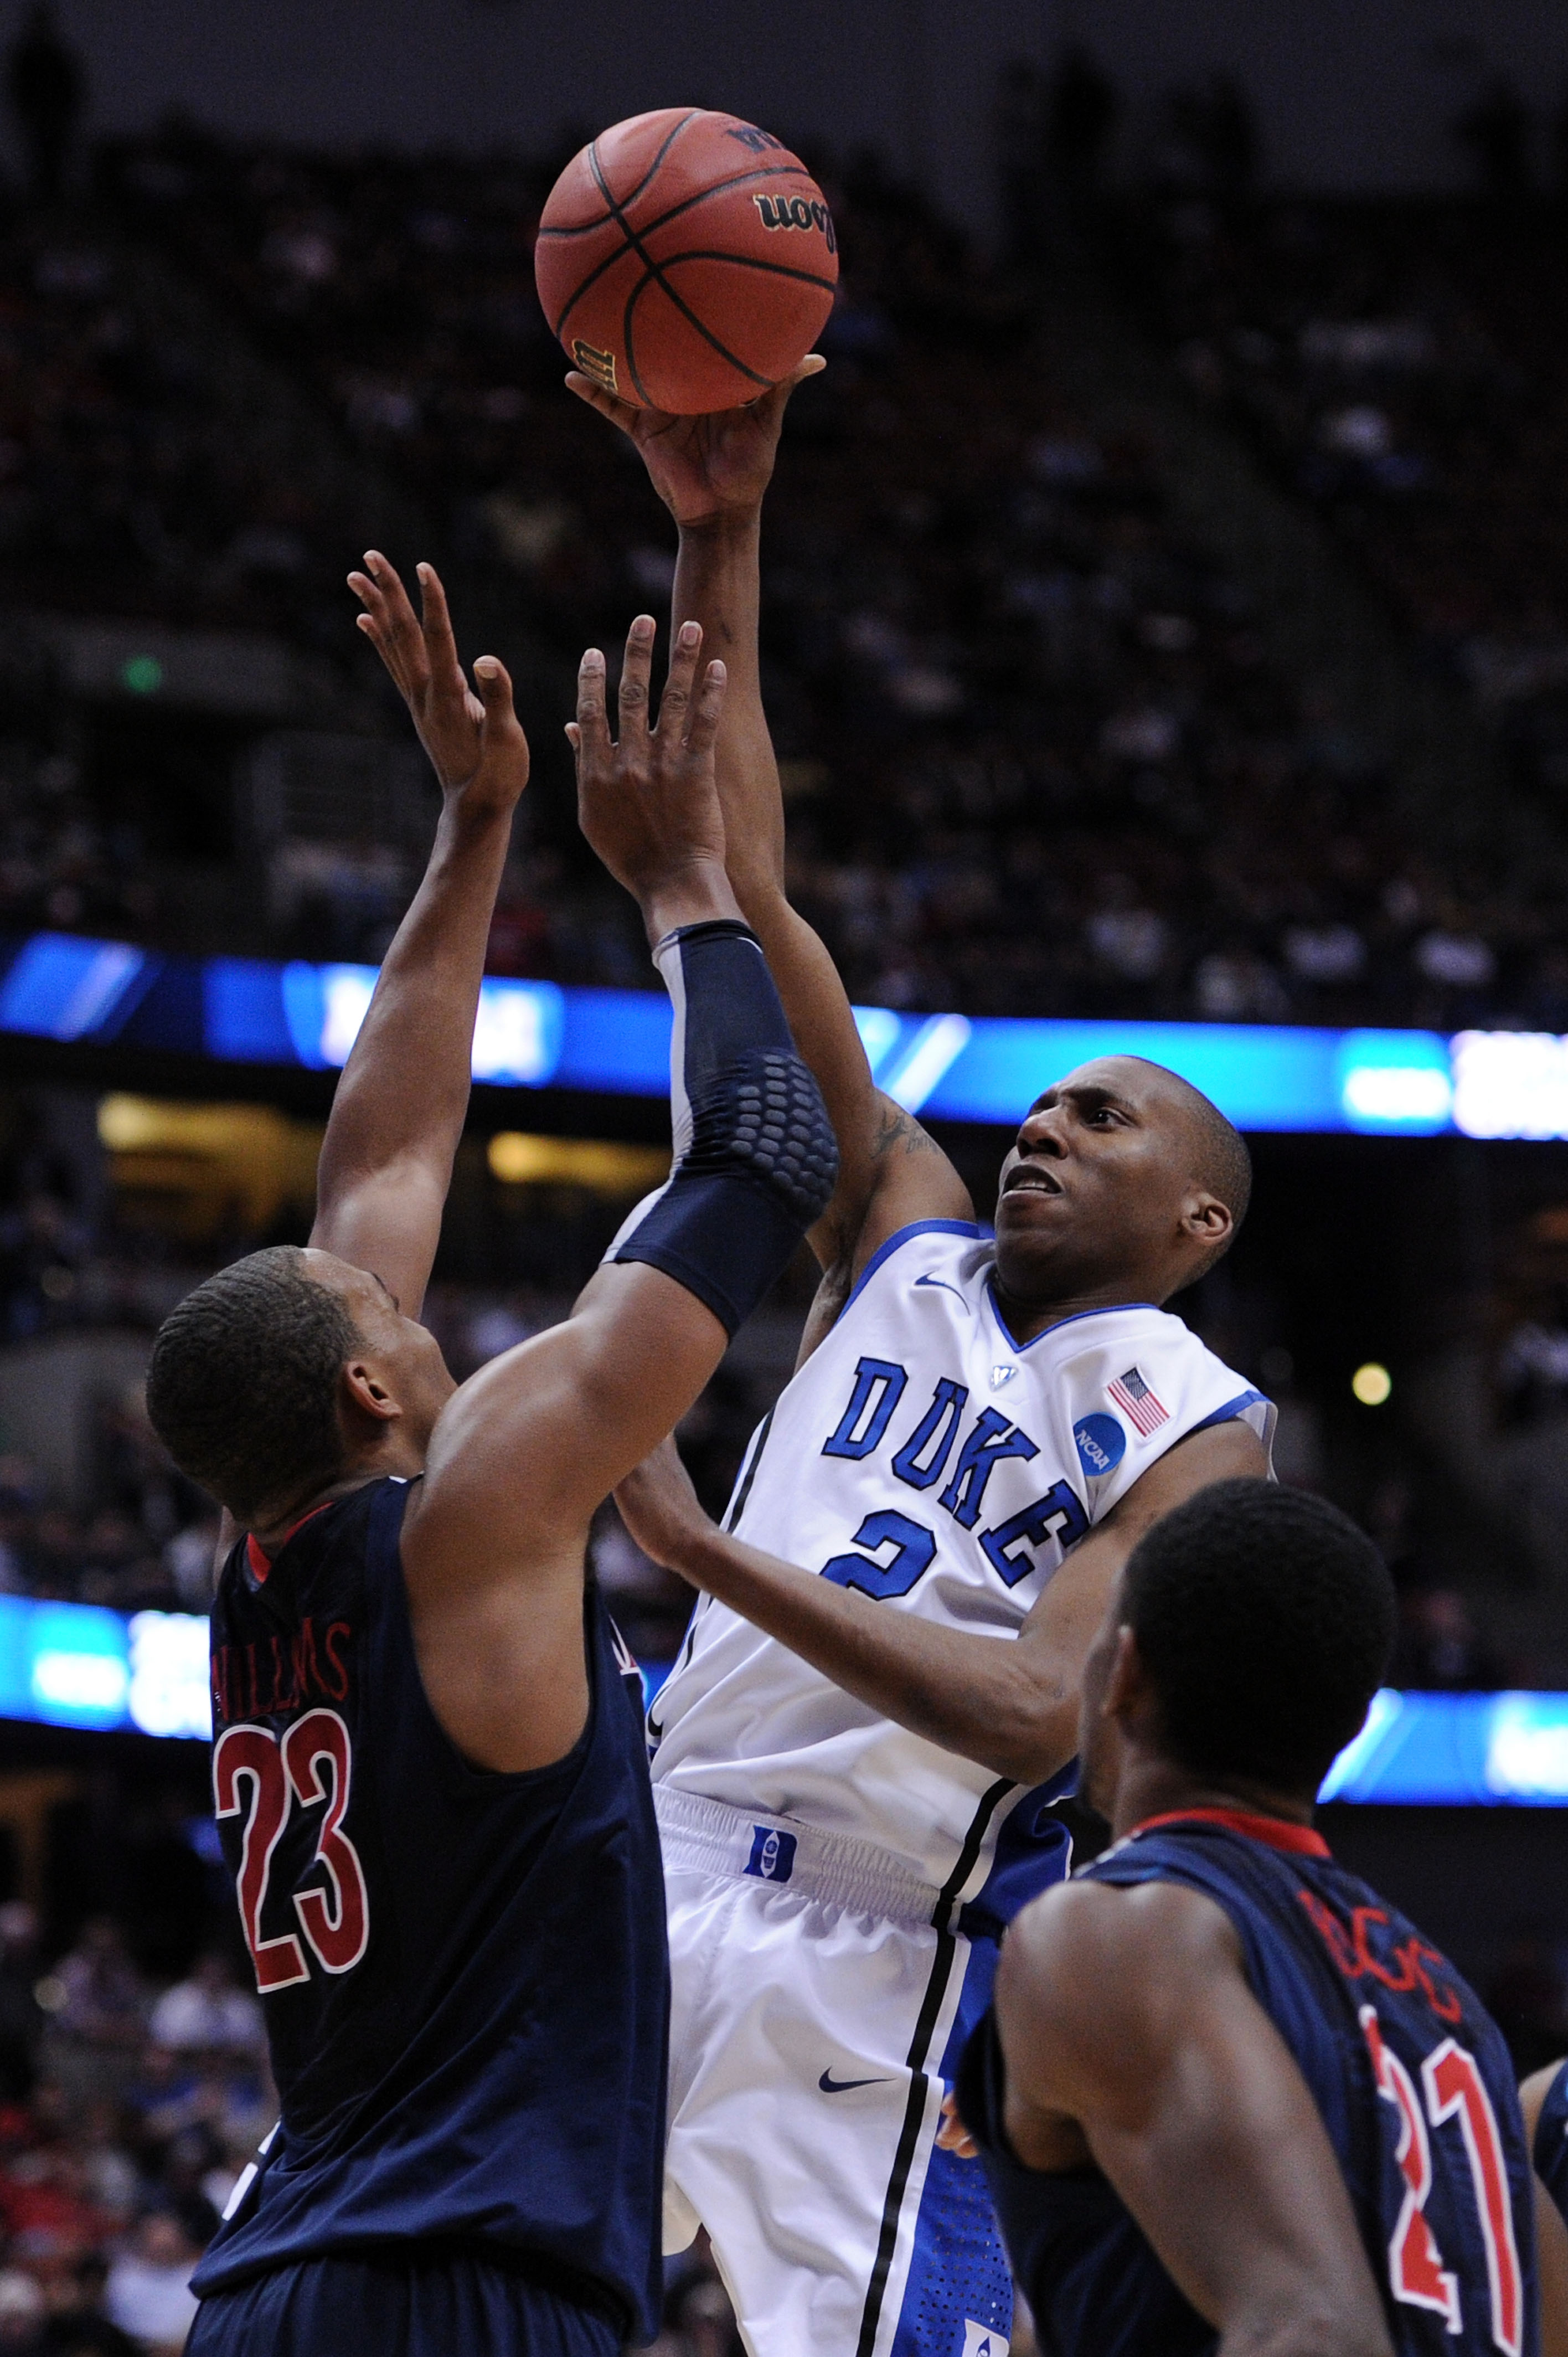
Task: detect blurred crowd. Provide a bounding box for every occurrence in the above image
[0,102,1526,1020]
[1120,187,1568,843]
[0,215,350,647]
[0,1908,269,2356]
[97,121,1541,1028]
[0,739,161,950]
[0,1896,756,2356]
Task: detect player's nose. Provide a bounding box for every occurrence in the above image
[1014,1105,1069,1156]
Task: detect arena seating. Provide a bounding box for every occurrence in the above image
[1115,191,1568,898]
[81,134,1562,1026]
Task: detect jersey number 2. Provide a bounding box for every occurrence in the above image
[820,1510,936,1600]
[214,1710,370,1993]
[1360,2006,1523,2355]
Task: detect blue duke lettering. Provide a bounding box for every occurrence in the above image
[818,1361,1089,1597]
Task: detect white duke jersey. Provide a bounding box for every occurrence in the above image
[650,1219,1275,1898]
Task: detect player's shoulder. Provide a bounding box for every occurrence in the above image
[841,1215,996,1309]
[999,1872,1244,2076]
[1039,1301,1270,1440]
[1521,2060,1567,2143]
[1012,1867,1239,1980]
[1033,1297,1220,1370]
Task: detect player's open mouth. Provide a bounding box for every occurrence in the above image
[1002,1167,1063,1198]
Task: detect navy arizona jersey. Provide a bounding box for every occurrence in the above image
[960,1809,1537,2357]
[193,1476,669,2343]
[1533,2060,1568,2227]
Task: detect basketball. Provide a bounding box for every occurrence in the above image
[534,109,839,414]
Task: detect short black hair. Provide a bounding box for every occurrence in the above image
[1122,1479,1395,1792]
[1182,1082,1252,1234]
[146,1247,358,1526]
[1127,1059,1252,1274]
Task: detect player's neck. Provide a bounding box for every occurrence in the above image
[250,1439,426,1551]
[991,1273,1158,1347]
[1108,1756,1317,1843]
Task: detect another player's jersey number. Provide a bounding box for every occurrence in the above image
[214,1709,370,1992]
[1360,2008,1524,2355]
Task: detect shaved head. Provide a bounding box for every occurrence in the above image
[1129,1061,1252,1270]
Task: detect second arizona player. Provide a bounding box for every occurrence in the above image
[142,565,836,2355]
[946,1479,1538,2357]
[574,368,1271,2353]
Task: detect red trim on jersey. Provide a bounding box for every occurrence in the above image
[244,1502,333,1586]
[1131,1806,1330,1858]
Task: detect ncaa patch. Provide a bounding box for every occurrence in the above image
[1074,1412,1126,1478]
[745,1825,798,1883]
[963,2325,1009,2356]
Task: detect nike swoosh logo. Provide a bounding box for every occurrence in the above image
[914,1273,968,1303]
[819,2069,893,2094]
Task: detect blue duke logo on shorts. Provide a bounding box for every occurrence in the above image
[745,1825,798,1883]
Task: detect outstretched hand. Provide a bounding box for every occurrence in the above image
[569,615,731,933]
[349,552,529,823]
[614,1434,717,1581]
[565,356,826,527]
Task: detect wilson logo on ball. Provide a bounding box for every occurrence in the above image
[753,194,837,253]
[571,339,618,394]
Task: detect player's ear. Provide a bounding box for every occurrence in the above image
[340,1358,401,1427]
[1180,1189,1232,1251]
[1103,1624,1158,1735]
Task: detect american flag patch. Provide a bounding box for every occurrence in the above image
[1108,1366,1169,1436]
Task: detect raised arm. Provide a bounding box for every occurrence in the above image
[568,367,972,1352]
[989,1879,1393,2357]
[402,619,838,1771]
[313,554,528,1319]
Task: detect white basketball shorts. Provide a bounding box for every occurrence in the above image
[656,1787,1013,2357]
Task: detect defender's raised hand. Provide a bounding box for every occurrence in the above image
[569,615,733,938]
[349,552,529,822]
[565,357,825,527]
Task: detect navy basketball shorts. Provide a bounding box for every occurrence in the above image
[186,2245,625,2357]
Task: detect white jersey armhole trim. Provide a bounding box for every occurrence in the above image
[841,1217,991,1318]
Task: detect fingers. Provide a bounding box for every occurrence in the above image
[360,551,424,659]
[572,646,611,766]
[656,619,702,742]
[472,653,524,746]
[618,614,656,750]
[564,372,646,436]
[348,551,428,697]
[934,2091,978,2157]
[682,658,728,760]
[748,352,827,433]
[414,562,467,704]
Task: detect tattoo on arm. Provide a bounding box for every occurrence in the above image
[870,1103,945,1165]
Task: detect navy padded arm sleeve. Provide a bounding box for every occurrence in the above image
[611,919,838,1336]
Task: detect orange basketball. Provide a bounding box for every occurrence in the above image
[534,109,839,414]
